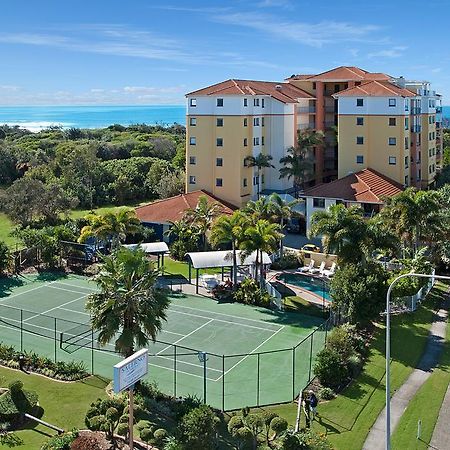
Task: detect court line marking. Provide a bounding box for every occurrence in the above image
[53,281,97,292]
[47,285,91,296]
[23,294,88,324]
[170,303,283,330]
[0,280,59,302]
[214,325,285,381]
[156,318,214,356]
[168,308,277,332]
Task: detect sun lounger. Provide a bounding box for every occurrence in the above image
[322,262,336,278]
[297,260,314,273]
[311,261,326,274]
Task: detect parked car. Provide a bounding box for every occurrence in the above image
[301,244,321,253]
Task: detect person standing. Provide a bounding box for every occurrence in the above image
[303,395,311,428]
[309,390,318,420]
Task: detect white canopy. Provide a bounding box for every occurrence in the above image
[186,250,271,269]
[122,242,169,254]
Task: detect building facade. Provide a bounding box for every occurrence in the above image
[185,67,442,207]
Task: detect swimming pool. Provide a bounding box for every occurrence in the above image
[277,273,332,301]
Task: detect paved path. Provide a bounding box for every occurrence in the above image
[429,383,450,449]
[363,300,449,450]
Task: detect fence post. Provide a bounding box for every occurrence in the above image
[174,345,177,397]
[222,355,225,412]
[91,328,94,375]
[308,332,314,382]
[292,347,295,399]
[20,309,23,352]
[54,318,57,362]
[257,353,260,406]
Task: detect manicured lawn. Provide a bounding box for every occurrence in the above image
[0,367,107,449]
[264,283,448,450]
[68,204,139,220]
[284,295,328,319]
[162,256,222,278]
[391,295,450,449]
[0,213,17,249]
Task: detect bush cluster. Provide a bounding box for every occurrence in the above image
[41,429,79,450]
[212,278,272,308]
[313,324,367,389]
[270,250,302,270]
[0,343,88,381]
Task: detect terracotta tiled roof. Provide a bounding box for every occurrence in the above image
[288,66,391,82]
[186,79,313,103]
[303,169,404,203]
[333,80,416,98]
[135,190,236,224]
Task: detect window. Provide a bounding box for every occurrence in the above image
[388,137,396,146]
[356,98,364,107]
[429,116,432,124]
[429,165,432,174]
[356,155,364,164]
[356,117,364,126]
[253,176,259,186]
[404,156,408,168]
[189,117,197,126]
[261,174,265,184]
[405,175,408,186]
[243,98,248,107]
[312,82,316,90]
[253,137,260,146]
[190,98,197,107]
[261,136,265,146]
[189,176,196,184]
[216,157,223,167]
[216,98,223,107]
[216,118,223,127]
[356,136,364,145]
[313,198,325,208]
[244,138,248,147]
[253,117,260,126]
[405,137,409,149]
[429,132,432,140]
[334,84,340,93]
[189,156,196,165]
[389,156,397,165]
[189,137,196,145]
[261,117,265,127]
[389,117,396,126]
[243,178,247,187]
[216,178,223,187]
[261,99,265,108]
[254,98,260,106]
[243,118,248,127]
[405,101,409,111]
[389,98,396,107]
[216,138,223,147]
[405,117,409,130]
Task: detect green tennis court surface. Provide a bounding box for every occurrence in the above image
[0,273,329,410]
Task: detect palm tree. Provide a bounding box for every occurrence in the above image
[244,153,274,199]
[183,195,223,251]
[242,197,273,221]
[79,209,141,249]
[309,204,398,266]
[240,219,282,287]
[209,212,246,287]
[268,193,300,255]
[87,247,170,357]
[378,188,443,256]
[279,129,324,196]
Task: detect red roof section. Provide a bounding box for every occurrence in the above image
[288,66,391,82]
[186,79,313,103]
[135,190,236,224]
[303,169,404,203]
[333,80,416,98]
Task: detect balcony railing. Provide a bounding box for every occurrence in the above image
[436,106,442,113]
[298,123,316,130]
[411,107,422,115]
[411,125,422,133]
[324,106,336,113]
[297,106,316,114]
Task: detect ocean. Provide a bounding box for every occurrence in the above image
[0,105,186,131]
[0,105,448,132]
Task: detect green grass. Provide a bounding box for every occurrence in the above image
[391,291,450,449]
[0,213,17,249]
[162,256,222,278]
[0,367,107,449]
[284,296,328,319]
[263,283,448,450]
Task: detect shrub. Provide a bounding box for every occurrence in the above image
[233,278,271,307]
[154,428,169,445]
[347,354,363,378]
[0,242,9,274]
[270,416,288,437]
[41,429,78,450]
[318,387,335,400]
[270,250,300,270]
[211,281,234,302]
[0,381,38,424]
[179,405,219,450]
[173,394,202,420]
[136,420,154,432]
[326,326,355,361]
[313,347,349,388]
[8,381,23,395]
[140,427,153,443]
[116,422,128,437]
[163,436,183,450]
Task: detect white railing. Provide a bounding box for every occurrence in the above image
[392,269,435,312]
[264,279,283,311]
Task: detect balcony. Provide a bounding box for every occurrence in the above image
[324,121,337,129]
[436,106,442,113]
[297,106,316,114]
[411,107,422,115]
[411,124,422,133]
[324,106,336,113]
[298,123,316,130]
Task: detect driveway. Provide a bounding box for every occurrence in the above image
[283,233,322,250]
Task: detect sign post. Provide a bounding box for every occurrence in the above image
[114,349,148,450]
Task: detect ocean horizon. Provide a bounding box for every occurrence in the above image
[0,105,186,131]
[0,104,448,132]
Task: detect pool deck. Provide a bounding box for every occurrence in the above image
[267,270,329,308]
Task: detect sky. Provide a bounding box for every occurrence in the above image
[0,0,448,106]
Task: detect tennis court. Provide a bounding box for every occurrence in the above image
[0,273,330,410]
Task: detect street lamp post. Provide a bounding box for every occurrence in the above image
[385,272,450,450]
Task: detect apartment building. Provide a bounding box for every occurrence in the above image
[186,67,442,207]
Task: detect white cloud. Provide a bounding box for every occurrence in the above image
[213,13,381,47]
[368,46,407,58]
[257,0,294,9]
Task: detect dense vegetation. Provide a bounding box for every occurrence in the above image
[0,123,186,212]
